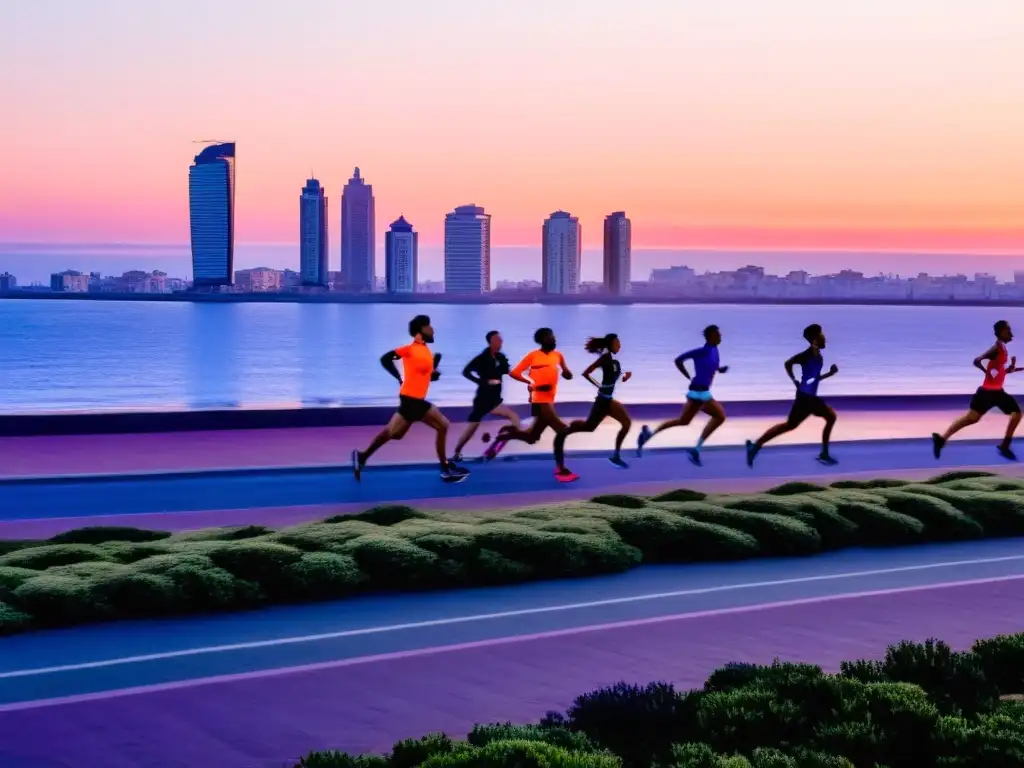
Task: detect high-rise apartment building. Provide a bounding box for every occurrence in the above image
[340,167,375,292]
[444,204,491,294]
[299,178,329,287]
[385,216,418,294]
[542,211,582,295]
[602,211,632,295]
[188,142,236,287]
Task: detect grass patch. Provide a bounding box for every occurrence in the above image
[3,472,1024,634]
[294,632,1024,768]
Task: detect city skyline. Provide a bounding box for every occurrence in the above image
[1,1,1022,255]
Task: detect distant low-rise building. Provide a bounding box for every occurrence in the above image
[50,270,89,293]
[235,267,282,293]
[0,272,16,292]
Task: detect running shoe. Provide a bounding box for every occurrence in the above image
[998,444,1018,461]
[636,425,652,457]
[745,440,759,468]
[351,449,363,483]
[609,455,629,469]
[441,462,470,483]
[687,449,703,467]
[816,453,838,466]
[931,433,945,459]
[484,437,509,461]
[555,467,579,483]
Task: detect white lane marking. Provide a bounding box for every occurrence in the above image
[2,551,1023,680]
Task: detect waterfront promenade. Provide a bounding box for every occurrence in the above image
[3,404,1024,767]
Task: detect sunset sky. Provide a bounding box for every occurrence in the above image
[1,0,1022,254]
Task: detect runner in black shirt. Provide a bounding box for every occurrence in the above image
[553,334,633,470]
[451,330,521,462]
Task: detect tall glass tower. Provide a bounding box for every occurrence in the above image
[189,142,236,287]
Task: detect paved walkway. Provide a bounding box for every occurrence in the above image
[1,541,1022,767]
[0,408,1003,480]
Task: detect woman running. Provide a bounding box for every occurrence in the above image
[554,334,633,469]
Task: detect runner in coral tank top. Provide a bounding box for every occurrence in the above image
[933,320,1022,461]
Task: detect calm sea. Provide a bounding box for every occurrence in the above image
[2,299,1023,413]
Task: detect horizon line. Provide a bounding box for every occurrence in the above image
[1,241,1022,258]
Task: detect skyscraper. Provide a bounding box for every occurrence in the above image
[340,167,375,292]
[444,204,491,294]
[385,216,418,294]
[299,178,329,287]
[542,211,582,295]
[603,211,632,295]
[188,142,235,287]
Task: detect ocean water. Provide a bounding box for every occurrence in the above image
[2,299,1023,413]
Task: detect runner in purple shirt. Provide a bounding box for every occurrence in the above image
[636,324,729,466]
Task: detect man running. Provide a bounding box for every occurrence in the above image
[933,320,1021,461]
[485,327,577,482]
[746,323,839,468]
[450,330,520,462]
[351,315,469,483]
[636,324,728,466]
[553,333,633,469]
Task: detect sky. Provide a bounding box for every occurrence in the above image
[1,0,1023,271]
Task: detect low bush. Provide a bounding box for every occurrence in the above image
[4,472,1024,633]
[294,632,1024,768]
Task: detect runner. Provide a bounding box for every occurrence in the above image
[745,323,839,468]
[485,327,578,482]
[351,315,469,483]
[636,324,728,466]
[932,320,1021,461]
[553,333,633,469]
[451,330,520,462]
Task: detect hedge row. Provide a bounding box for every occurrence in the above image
[0,470,1021,635]
[295,632,1024,767]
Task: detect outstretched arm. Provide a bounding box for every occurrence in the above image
[380,351,402,384]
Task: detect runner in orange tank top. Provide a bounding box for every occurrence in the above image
[483,327,579,482]
[933,320,1022,461]
[351,314,470,484]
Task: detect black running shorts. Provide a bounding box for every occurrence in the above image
[969,387,1020,415]
[397,395,433,423]
[787,392,832,424]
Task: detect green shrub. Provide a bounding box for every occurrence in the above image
[560,682,692,768]
[466,724,596,752]
[810,496,925,545]
[649,488,708,503]
[0,544,110,570]
[590,494,648,510]
[48,526,171,545]
[722,495,856,549]
[420,739,622,768]
[471,524,639,579]
[273,522,385,552]
[0,566,38,601]
[668,743,752,767]
[132,554,261,610]
[342,505,433,526]
[90,571,183,618]
[876,491,984,541]
[11,575,109,625]
[664,502,821,556]
[284,552,367,599]
[829,478,908,489]
[343,534,441,589]
[207,541,304,595]
[0,539,43,556]
[605,510,760,563]
[296,753,390,768]
[170,525,273,542]
[928,471,996,484]
[0,601,32,635]
[391,733,456,768]
[972,633,1024,695]
[94,541,172,564]
[766,482,828,496]
[939,492,1024,537]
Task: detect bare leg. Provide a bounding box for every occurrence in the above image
[359,413,410,465]
[821,408,837,454]
[696,400,726,450]
[651,399,702,438]
[489,404,521,429]
[421,407,452,467]
[1002,411,1022,449]
[452,421,480,458]
[942,411,982,441]
[607,400,632,456]
[553,404,604,467]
